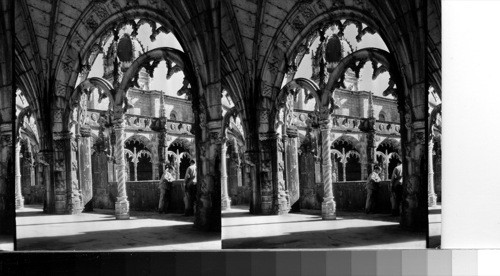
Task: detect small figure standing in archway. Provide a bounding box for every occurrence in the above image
[158,165,175,214]
[365,165,382,214]
[183,160,197,216]
[390,159,403,216]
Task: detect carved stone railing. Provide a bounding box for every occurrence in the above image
[374,121,400,135]
[293,109,400,136]
[86,109,194,136]
[95,180,186,212]
[300,180,392,212]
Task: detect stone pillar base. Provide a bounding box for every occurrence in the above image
[276,198,290,215]
[322,199,336,220]
[261,201,273,215]
[54,193,67,214]
[428,193,437,207]
[221,196,231,211]
[115,198,130,220]
[15,196,24,210]
[194,195,215,231]
[68,199,83,214]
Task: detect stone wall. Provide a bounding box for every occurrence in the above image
[300,180,392,213]
[334,90,400,123]
[94,180,186,213]
[124,89,194,122]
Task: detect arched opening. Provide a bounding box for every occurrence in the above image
[167,138,194,180]
[124,138,153,181]
[220,89,247,212]
[64,16,201,219]
[332,137,362,182]
[376,138,401,180]
[15,89,44,212]
[14,1,221,250]
[221,1,429,249]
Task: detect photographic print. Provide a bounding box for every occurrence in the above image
[221,0,436,249]
[13,0,220,251]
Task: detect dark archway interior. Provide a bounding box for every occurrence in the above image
[125,140,152,181]
[333,140,361,181]
[168,142,190,179]
[377,141,400,178]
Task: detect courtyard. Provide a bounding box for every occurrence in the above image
[222,205,426,249]
[16,205,220,251]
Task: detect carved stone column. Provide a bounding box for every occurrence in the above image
[113,122,129,219]
[366,131,376,175]
[15,141,24,209]
[150,133,159,180]
[341,148,347,182]
[38,150,54,213]
[360,143,368,180]
[152,161,159,180]
[319,117,336,220]
[221,140,231,210]
[79,126,93,211]
[384,150,390,181]
[285,128,300,212]
[244,150,259,214]
[26,142,35,187]
[53,131,83,214]
[157,131,168,177]
[194,119,221,230]
[428,135,437,207]
[265,132,288,215]
[175,149,181,180]
[133,147,138,181]
[66,132,83,214]
[400,117,427,231]
[233,137,243,188]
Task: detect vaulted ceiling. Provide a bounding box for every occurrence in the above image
[221,0,440,107]
[14,0,219,110]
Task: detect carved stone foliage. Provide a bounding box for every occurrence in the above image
[259,110,269,125]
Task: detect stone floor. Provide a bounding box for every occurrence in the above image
[428,203,442,249]
[222,205,426,249]
[16,205,220,251]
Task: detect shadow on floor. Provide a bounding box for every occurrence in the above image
[222,223,424,249]
[17,206,195,223]
[223,207,400,225]
[16,211,46,217]
[16,205,217,251]
[17,223,220,251]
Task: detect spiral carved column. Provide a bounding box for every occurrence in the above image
[15,141,24,209]
[320,120,336,220]
[428,136,437,207]
[114,122,129,219]
[79,126,93,211]
[221,141,231,210]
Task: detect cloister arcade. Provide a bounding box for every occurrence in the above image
[14,0,221,232]
[221,0,434,233]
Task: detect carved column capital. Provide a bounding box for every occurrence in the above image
[286,128,298,138]
[80,125,92,138]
